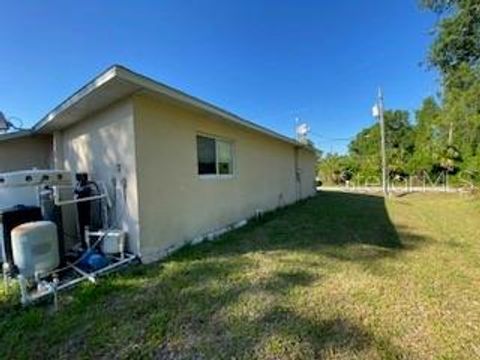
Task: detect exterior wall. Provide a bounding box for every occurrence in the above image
[297,147,317,199]
[0,134,52,172]
[59,99,141,254]
[133,95,316,262]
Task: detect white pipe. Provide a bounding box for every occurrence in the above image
[27,276,87,302]
[54,193,107,206]
[50,184,74,189]
[85,230,111,237]
[55,275,88,291]
[91,254,136,276]
[18,254,137,305]
[2,263,11,294]
[100,182,112,208]
[18,275,30,306]
[69,263,96,283]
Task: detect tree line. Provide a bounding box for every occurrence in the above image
[317,0,480,188]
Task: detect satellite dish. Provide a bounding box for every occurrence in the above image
[297,123,309,136]
[295,121,310,143]
[0,112,10,132]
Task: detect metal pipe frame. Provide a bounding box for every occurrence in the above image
[17,253,137,306]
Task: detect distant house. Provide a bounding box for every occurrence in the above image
[0,131,52,172]
[2,65,317,262]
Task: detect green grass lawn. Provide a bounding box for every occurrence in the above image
[1,192,480,359]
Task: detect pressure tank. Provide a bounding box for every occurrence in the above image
[0,205,42,264]
[11,221,60,278]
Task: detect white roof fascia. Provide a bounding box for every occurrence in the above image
[0,130,35,142]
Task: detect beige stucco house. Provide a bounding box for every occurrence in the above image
[0,131,52,172]
[6,65,317,262]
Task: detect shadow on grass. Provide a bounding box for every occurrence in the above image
[138,192,425,357]
[249,308,408,359]
[176,191,428,265]
[0,191,426,358]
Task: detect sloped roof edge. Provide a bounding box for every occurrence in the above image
[0,130,35,142]
[33,65,305,147]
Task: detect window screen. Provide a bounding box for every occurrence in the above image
[217,140,233,174]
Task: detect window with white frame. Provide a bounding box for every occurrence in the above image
[196,135,233,176]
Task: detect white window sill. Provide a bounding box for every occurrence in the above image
[198,174,235,180]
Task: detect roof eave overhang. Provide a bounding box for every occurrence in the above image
[0,130,35,142]
[34,66,121,133]
[33,65,304,147]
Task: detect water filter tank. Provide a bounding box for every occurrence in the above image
[11,221,60,278]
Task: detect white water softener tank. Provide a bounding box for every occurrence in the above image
[11,221,60,278]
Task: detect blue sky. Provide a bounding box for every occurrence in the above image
[1,0,438,153]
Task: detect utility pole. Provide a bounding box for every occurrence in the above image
[377,88,388,197]
[372,88,388,197]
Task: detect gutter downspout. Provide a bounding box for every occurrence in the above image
[52,131,64,169]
